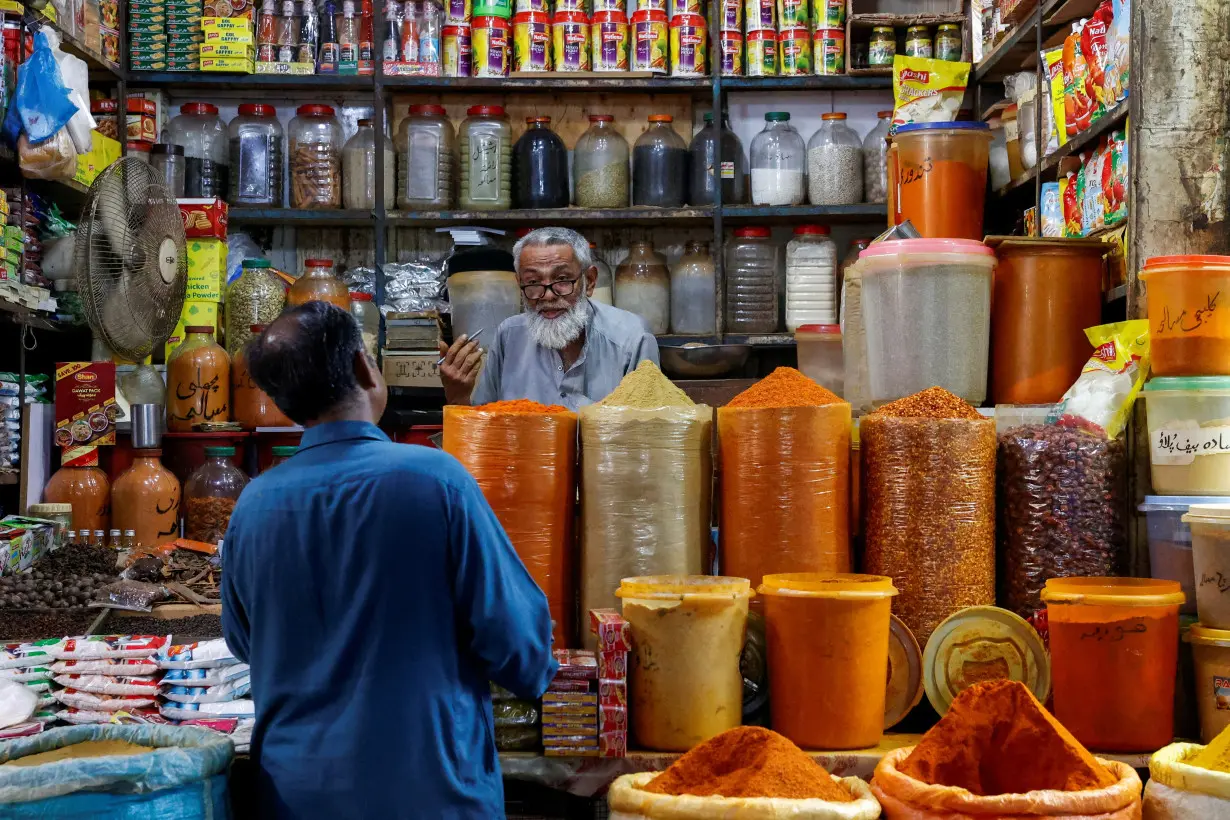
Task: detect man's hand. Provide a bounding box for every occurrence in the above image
[438,335,484,405]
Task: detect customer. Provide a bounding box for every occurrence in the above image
[222,301,557,819]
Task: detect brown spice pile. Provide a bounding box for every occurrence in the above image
[183,496,237,544]
[725,367,843,409]
[871,386,983,420]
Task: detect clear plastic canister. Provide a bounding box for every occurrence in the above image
[795,324,843,396]
[289,104,343,209]
[447,269,521,341]
[725,226,779,333]
[228,103,284,206]
[785,224,836,330]
[149,144,186,198]
[342,118,395,210]
[349,291,379,357]
[168,102,229,199]
[891,122,992,240]
[1183,504,1230,628]
[459,105,512,210]
[1188,624,1230,742]
[397,104,457,210]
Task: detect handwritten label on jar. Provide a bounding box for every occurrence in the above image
[469,134,502,202]
[1079,620,1148,642]
[1156,292,1221,337]
[1200,570,1230,594]
[1151,422,1230,466]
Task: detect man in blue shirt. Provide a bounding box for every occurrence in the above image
[222,301,557,819]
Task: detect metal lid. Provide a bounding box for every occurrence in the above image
[885,614,924,729]
[821,112,847,120]
[1041,577,1187,607]
[765,112,790,122]
[204,446,236,456]
[28,503,72,514]
[271,446,299,457]
[242,258,272,268]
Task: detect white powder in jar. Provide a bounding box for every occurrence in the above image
[750,169,805,205]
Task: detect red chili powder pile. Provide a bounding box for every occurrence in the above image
[869,386,983,420]
[476,399,570,413]
[725,367,843,409]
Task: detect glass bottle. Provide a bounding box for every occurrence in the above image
[93,529,106,547]
[350,292,380,356]
[459,105,512,210]
[343,118,395,209]
[806,112,864,206]
[228,103,284,207]
[269,445,299,469]
[785,225,837,331]
[726,226,779,333]
[167,103,229,198]
[123,530,136,549]
[614,241,670,335]
[935,23,962,61]
[573,114,629,208]
[670,240,716,335]
[111,449,182,549]
[632,114,687,207]
[862,110,891,204]
[226,258,286,357]
[287,258,351,310]
[904,25,931,58]
[183,446,249,544]
[232,326,296,429]
[688,112,746,206]
[108,529,122,549]
[166,326,231,432]
[149,144,186,197]
[750,112,805,206]
[397,104,456,210]
[339,0,359,62]
[513,116,569,209]
[289,104,343,209]
[43,447,111,534]
[590,242,613,305]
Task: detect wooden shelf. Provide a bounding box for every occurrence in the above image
[129,72,373,91]
[721,204,888,224]
[383,76,712,93]
[974,6,1041,82]
[387,207,714,228]
[1039,99,1130,172]
[659,333,797,346]
[227,208,374,226]
[722,75,893,91]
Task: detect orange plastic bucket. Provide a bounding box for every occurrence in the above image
[759,573,897,749]
[1141,255,1230,376]
[1042,577,1185,752]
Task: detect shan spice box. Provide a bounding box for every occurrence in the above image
[54,362,118,448]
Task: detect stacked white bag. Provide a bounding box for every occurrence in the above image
[157,638,254,751]
[46,635,170,724]
[0,643,58,723]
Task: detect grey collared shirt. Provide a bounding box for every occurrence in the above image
[470,301,660,410]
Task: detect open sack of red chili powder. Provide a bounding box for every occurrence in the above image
[607,726,881,819]
[871,680,1142,818]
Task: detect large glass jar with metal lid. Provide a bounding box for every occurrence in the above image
[862,110,891,203]
[112,449,181,549]
[750,111,805,206]
[226,258,286,357]
[232,326,294,429]
[807,112,864,206]
[350,291,379,356]
[573,114,629,208]
[168,102,229,199]
[513,116,569,209]
[43,447,110,534]
[935,23,961,61]
[342,118,395,210]
[670,240,716,334]
[689,112,746,206]
[183,446,249,544]
[289,104,343,209]
[288,258,350,310]
[228,103,284,206]
[726,226,778,333]
[459,105,512,211]
[269,445,298,470]
[632,114,688,207]
[614,241,670,334]
[149,144,186,197]
[167,327,231,432]
[397,104,456,210]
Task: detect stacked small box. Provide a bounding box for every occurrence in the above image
[129,0,169,71]
[590,609,630,758]
[543,649,598,757]
[201,17,255,72]
[167,0,204,71]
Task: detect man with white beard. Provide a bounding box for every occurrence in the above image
[438,226,659,409]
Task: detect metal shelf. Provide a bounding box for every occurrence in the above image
[382,75,712,93]
[1039,99,1130,172]
[660,333,797,346]
[973,6,1041,82]
[129,72,374,91]
[721,204,888,224]
[722,75,893,91]
[387,207,714,228]
[227,208,374,226]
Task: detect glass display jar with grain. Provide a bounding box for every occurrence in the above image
[287,258,350,310]
[513,116,569,209]
[183,446,249,544]
[166,326,230,432]
[232,325,295,429]
[112,449,181,549]
[342,118,395,210]
[459,105,512,211]
[750,112,805,206]
[632,114,687,207]
[669,240,716,335]
[397,104,456,210]
[688,112,746,206]
[289,104,343,209]
[807,112,863,206]
[226,258,286,357]
[228,103,284,207]
[573,115,629,208]
[168,103,229,199]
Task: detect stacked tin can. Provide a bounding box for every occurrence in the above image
[434,0,473,76]
[630,0,666,74]
[591,0,627,73]
[667,0,705,77]
[812,0,844,75]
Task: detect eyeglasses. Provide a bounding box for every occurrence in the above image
[520,277,580,300]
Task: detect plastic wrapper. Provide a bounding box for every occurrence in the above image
[718,404,851,589]
[998,424,1127,618]
[861,415,996,644]
[444,405,577,645]
[1049,320,1150,439]
[159,699,255,720]
[157,638,236,669]
[493,700,540,728]
[609,771,882,819]
[49,658,160,676]
[52,675,162,697]
[162,665,250,687]
[162,677,251,703]
[578,405,713,626]
[91,580,166,612]
[891,54,970,131]
[1144,742,1230,819]
[18,131,77,181]
[49,635,169,661]
[381,260,448,314]
[54,689,158,712]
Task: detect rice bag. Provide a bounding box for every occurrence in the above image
[50,635,169,660]
[162,664,251,687]
[56,706,161,724]
[160,699,255,721]
[54,688,158,712]
[50,658,161,676]
[52,674,163,696]
[157,638,237,669]
[0,665,52,684]
[0,643,54,670]
[162,676,251,704]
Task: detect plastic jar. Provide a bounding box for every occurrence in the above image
[228,103,284,207]
[842,260,871,415]
[858,239,995,405]
[1139,495,1213,615]
[1042,577,1185,752]
[149,144,186,198]
[269,445,298,468]
[513,116,569,209]
[27,503,73,548]
[725,226,778,333]
[574,115,629,208]
[617,575,751,751]
[166,327,230,432]
[630,8,667,74]
[746,28,777,75]
[862,110,891,203]
[632,114,687,207]
[1188,624,1230,742]
[42,449,110,534]
[127,142,151,164]
[472,15,511,77]
[1143,378,1230,496]
[111,449,181,549]
[795,324,843,395]
[1141,255,1230,376]
[669,241,715,335]
[512,10,551,71]
[614,241,670,335]
[777,26,809,75]
[183,446,249,544]
[749,112,805,206]
[447,269,521,341]
[669,12,705,77]
[1184,504,1230,628]
[553,10,590,71]
[168,102,229,199]
[288,258,350,311]
[688,112,746,207]
[990,238,1106,404]
[785,224,837,330]
[350,291,379,356]
[397,104,456,210]
[868,25,894,66]
[232,326,294,429]
[807,112,863,206]
[720,30,743,76]
[591,10,628,71]
[759,574,897,749]
[226,258,286,356]
[813,27,843,74]
[289,104,343,209]
[892,122,993,240]
[459,105,512,211]
[443,23,472,77]
[342,118,395,210]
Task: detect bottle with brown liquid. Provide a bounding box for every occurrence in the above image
[232,324,295,429]
[286,258,350,311]
[167,326,231,432]
[112,449,182,549]
[43,447,111,533]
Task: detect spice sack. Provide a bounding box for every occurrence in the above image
[608,772,882,820]
[1144,742,1230,819]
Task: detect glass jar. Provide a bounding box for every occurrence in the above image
[232,327,294,429]
[343,118,395,210]
[750,112,806,206]
[632,114,688,207]
[168,102,229,198]
[228,103,284,207]
[149,144,186,197]
[269,445,298,469]
[904,25,931,58]
[459,105,512,211]
[614,241,670,335]
[288,258,351,310]
[862,110,891,204]
[43,448,111,534]
[785,225,837,331]
[350,291,379,356]
[167,327,231,432]
[127,142,151,164]
[112,449,181,549]
[868,25,895,67]
[670,241,716,335]
[183,446,248,544]
[226,258,286,357]
[574,115,630,209]
[513,116,569,209]
[688,112,747,206]
[397,104,456,210]
[289,103,343,209]
[935,23,961,61]
[591,245,614,305]
[726,226,778,333]
[27,503,72,548]
[807,112,864,206]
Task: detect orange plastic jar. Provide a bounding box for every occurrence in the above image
[891,122,992,240]
[1042,577,1185,752]
[1140,255,1230,376]
[759,573,896,749]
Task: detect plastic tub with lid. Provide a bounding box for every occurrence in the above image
[725,226,778,333]
[1042,577,1185,752]
[168,102,229,199]
[1139,495,1221,615]
[785,224,836,330]
[891,122,992,240]
[1141,255,1230,376]
[1189,624,1230,742]
[758,573,896,749]
[1143,377,1230,496]
[795,324,843,397]
[447,248,520,343]
[858,238,995,405]
[1184,504,1230,630]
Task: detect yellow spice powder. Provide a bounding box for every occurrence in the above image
[600,360,694,409]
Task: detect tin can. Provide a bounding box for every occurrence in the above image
[813,0,843,27]
[635,0,666,12]
[514,0,549,11]
[471,15,510,76]
[720,29,742,75]
[776,0,806,29]
[592,10,629,71]
[472,0,510,16]
[812,26,843,74]
[443,22,472,75]
[720,0,740,31]
[630,8,667,73]
[512,11,550,71]
[745,27,776,75]
[744,0,773,31]
[447,0,471,21]
[668,0,699,19]
[669,12,705,76]
[777,26,810,75]
[553,0,585,11]
[593,0,624,12]
[552,10,590,71]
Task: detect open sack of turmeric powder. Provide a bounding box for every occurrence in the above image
[872,680,1142,819]
[607,726,881,819]
[1143,723,1230,819]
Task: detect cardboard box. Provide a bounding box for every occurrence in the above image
[202,15,252,32]
[200,42,254,58]
[542,692,597,706]
[598,678,627,707]
[542,723,597,738]
[54,362,118,448]
[186,238,226,301]
[552,649,598,680]
[546,678,591,694]
[164,300,219,359]
[382,352,442,388]
[598,703,627,733]
[91,98,159,144]
[590,609,632,652]
[200,55,254,71]
[178,198,228,239]
[598,650,626,680]
[0,517,55,572]
[544,746,598,757]
[599,729,626,757]
[73,132,122,188]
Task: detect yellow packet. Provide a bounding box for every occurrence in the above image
[1045,47,1067,147]
[1050,320,1150,439]
[891,55,971,131]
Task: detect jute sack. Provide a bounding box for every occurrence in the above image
[607,771,882,820]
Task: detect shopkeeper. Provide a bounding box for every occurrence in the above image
[438,226,659,409]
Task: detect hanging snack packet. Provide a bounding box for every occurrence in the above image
[1043,47,1065,151]
[1062,23,1098,134]
[1107,0,1129,101]
[1049,320,1150,439]
[1062,170,1082,237]
[1082,143,1107,235]
[1103,129,1128,225]
[1082,2,1112,107]
[891,55,971,131]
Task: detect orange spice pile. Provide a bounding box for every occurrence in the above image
[870,386,983,420]
[475,399,570,413]
[726,367,842,409]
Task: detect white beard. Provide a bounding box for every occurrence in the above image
[527,292,592,350]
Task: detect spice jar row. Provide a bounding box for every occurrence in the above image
[749,109,889,206]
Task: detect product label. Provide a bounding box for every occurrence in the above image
[1215,675,1230,710]
[720,160,735,179]
[469,134,502,202]
[1150,422,1230,466]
